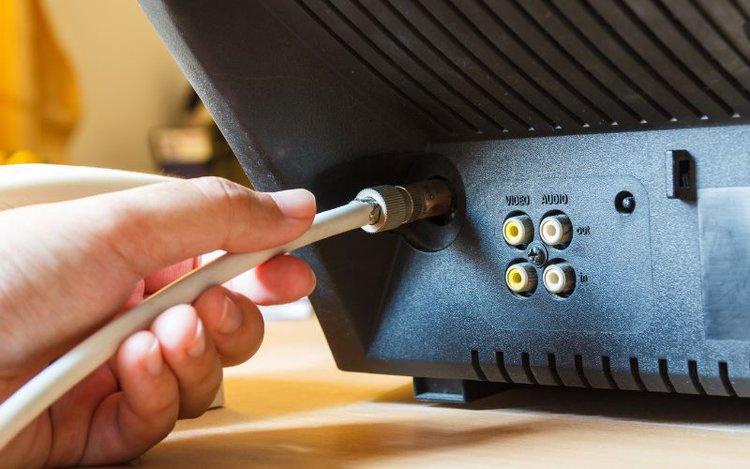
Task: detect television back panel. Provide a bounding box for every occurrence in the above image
[142,0,750,399]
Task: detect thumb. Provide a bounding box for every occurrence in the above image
[82,177,317,278]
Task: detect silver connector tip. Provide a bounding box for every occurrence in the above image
[355,179,453,233]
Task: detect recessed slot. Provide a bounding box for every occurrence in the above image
[678,159,691,190]
[666,149,697,200]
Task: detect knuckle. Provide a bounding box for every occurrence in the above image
[187,177,263,234]
[189,177,246,206]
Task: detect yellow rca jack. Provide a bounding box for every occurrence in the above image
[543,262,576,296]
[505,262,537,295]
[502,214,533,247]
[540,213,572,247]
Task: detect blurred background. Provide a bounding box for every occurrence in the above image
[2,0,247,181]
[1,0,310,319]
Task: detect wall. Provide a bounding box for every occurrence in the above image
[43,0,189,172]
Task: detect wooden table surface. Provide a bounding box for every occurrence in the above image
[144,318,750,467]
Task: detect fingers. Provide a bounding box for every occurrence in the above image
[150,305,223,418]
[81,295,256,465]
[244,255,316,306]
[144,258,197,294]
[81,177,316,278]
[81,331,179,465]
[193,286,264,366]
[79,290,264,464]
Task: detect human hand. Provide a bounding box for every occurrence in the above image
[0,177,316,467]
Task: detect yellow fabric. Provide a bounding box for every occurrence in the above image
[0,0,79,163]
[6,149,43,164]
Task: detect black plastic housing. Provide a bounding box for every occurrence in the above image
[141,0,750,399]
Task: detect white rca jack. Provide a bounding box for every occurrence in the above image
[540,213,572,247]
[543,262,576,296]
[502,214,533,247]
[505,262,538,295]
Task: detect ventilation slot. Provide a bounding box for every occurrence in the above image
[495,351,513,383]
[521,352,539,385]
[545,0,673,123]
[358,0,509,134]
[284,0,750,139]
[658,358,677,393]
[296,0,460,135]
[475,352,743,396]
[574,354,592,388]
[629,357,648,391]
[509,0,637,125]
[547,353,565,386]
[719,361,738,397]
[471,349,488,381]
[606,0,733,118]
[688,360,707,395]
[479,0,614,126]
[601,356,620,390]
[656,0,750,115]
[439,0,582,129]
[408,0,555,131]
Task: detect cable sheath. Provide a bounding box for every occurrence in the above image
[0,164,172,210]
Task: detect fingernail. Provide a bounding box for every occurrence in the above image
[269,189,316,219]
[217,296,242,334]
[307,269,317,296]
[187,320,206,358]
[146,339,163,376]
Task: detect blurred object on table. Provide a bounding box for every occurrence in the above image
[150,91,250,187]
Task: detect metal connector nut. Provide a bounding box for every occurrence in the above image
[356,179,453,233]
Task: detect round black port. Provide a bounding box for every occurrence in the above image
[398,154,465,252]
[615,191,636,214]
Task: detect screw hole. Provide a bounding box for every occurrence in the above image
[615,191,636,214]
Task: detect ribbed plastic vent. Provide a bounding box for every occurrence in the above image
[286,0,750,139]
[482,350,747,397]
